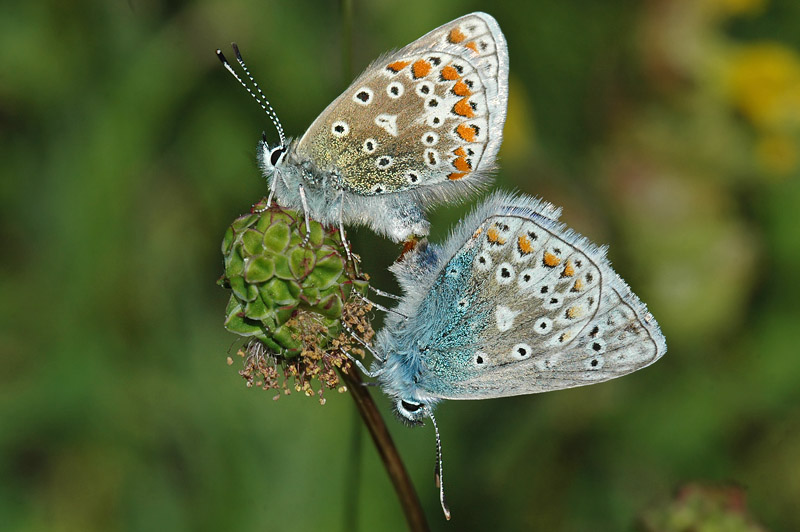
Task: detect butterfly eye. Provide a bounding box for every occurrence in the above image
[401,400,423,413]
[269,146,286,166]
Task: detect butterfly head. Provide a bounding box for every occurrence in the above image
[216,42,288,172]
[393,398,430,426]
[258,133,288,173]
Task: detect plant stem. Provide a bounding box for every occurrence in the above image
[338,367,430,532]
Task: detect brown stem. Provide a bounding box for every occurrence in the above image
[338,367,430,532]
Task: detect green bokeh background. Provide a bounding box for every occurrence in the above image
[3,0,800,530]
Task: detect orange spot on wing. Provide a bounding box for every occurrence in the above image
[448,172,468,180]
[452,80,471,96]
[517,235,533,254]
[456,124,477,142]
[572,279,584,291]
[453,156,471,172]
[412,59,432,78]
[448,28,467,43]
[464,41,479,53]
[440,65,460,81]
[387,60,410,72]
[453,147,467,157]
[562,261,575,277]
[487,226,506,244]
[543,252,561,267]
[566,306,582,319]
[453,98,475,118]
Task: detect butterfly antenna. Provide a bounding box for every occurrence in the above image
[231,43,287,147]
[427,409,451,520]
[215,45,287,148]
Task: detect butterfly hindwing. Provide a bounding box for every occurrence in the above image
[293,12,508,198]
[384,193,666,401]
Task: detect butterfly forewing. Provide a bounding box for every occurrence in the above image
[294,12,508,196]
[407,196,666,400]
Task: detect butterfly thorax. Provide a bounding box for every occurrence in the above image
[376,244,493,410]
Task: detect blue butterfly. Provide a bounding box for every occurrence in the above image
[352,192,667,518]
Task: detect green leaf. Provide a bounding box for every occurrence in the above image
[257,210,295,233]
[225,244,245,277]
[262,221,290,253]
[244,256,275,283]
[245,283,259,302]
[307,221,325,247]
[315,293,343,319]
[289,246,317,278]
[244,295,270,320]
[301,285,320,304]
[272,252,293,279]
[224,297,266,338]
[231,213,257,233]
[306,252,344,290]
[351,278,370,297]
[228,276,249,301]
[271,324,302,355]
[241,229,264,256]
[275,304,297,325]
[221,226,235,255]
[260,278,299,306]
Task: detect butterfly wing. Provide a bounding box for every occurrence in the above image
[293,12,508,200]
[385,193,666,401]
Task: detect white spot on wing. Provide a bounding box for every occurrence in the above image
[585,354,605,370]
[495,305,519,332]
[533,316,553,335]
[375,114,398,136]
[375,155,394,169]
[331,120,349,137]
[386,81,404,98]
[511,343,532,360]
[415,81,435,97]
[363,138,378,153]
[424,148,440,167]
[495,262,515,284]
[475,251,492,271]
[352,87,374,106]
[421,132,439,146]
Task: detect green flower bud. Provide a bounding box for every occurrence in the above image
[219,200,374,403]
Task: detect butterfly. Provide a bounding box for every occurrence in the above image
[217,12,509,244]
[354,192,667,518]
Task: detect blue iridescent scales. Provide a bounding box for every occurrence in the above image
[374,192,667,412]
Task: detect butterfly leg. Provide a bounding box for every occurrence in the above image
[336,192,358,269]
[368,285,402,300]
[339,217,353,263]
[352,290,407,319]
[339,348,383,378]
[340,320,384,364]
[297,183,312,246]
[265,178,277,209]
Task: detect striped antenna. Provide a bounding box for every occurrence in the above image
[216,44,287,148]
[428,409,451,520]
